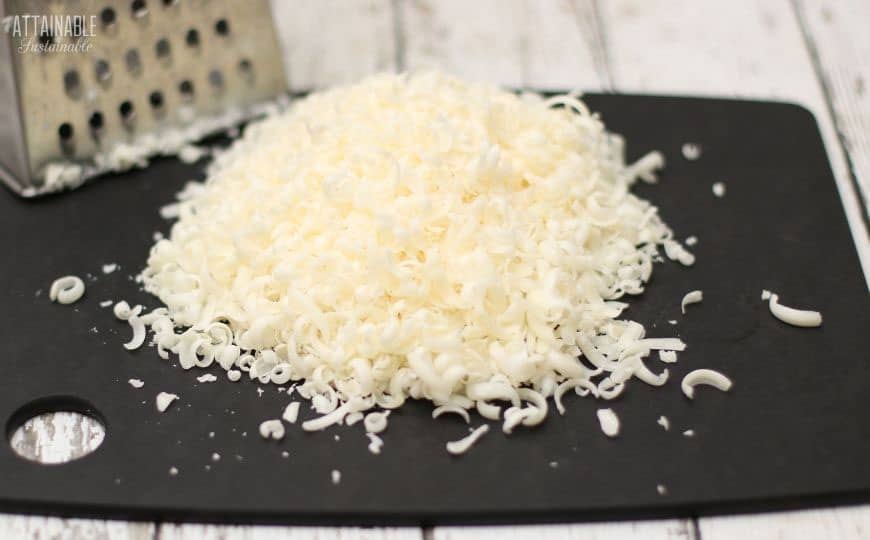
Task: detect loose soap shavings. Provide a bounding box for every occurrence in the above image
[49,276,85,304]
[596,408,620,437]
[681,369,733,399]
[331,470,342,485]
[656,415,670,431]
[683,429,695,438]
[259,419,285,440]
[681,143,701,160]
[128,379,145,389]
[102,263,118,274]
[765,292,823,328]
[283,402,300,424]
[447,425,490,455]
[118,72,701,449]
[712,182,726,197]
[367,433,384,454]
[156,392,179,412]
[681,290,703,314]
[197,374,217,383]
[100,300,113,308]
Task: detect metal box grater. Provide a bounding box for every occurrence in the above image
[0,0,286,196]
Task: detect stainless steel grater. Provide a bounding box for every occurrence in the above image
[0,0,286,197]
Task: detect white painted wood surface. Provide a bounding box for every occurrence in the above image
[4,0,869,538]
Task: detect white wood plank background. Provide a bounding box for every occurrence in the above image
[3,0,868,538]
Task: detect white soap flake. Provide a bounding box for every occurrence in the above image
[331,469,342,485]
[169,467,178,476]
[766,292,823,328]
[196,374,217,383]
[681,369,733,399]
[683,429,695,438]
[681,290,703,314]
[128,378,144,389]
[712,182,726,197]
[657,484,668,495]
[100,300,113,308]
[596,408,620,437]
[446,425,490,455]
[102,263,118,274]
[49,275,85,304]
[282,402,300,424]
[259,419,285,440]
[227,370,242,382]
[156,392,179,412]
[211,452,220,462]
[685,236,698,246]
[366,432,383,454]
[681,143,701,160]
[657,415,670,431]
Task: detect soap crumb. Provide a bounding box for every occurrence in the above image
[657,415,670,431]
[683,429,695,438]
[331,469,342,485]
[685,236,698,246]
[128,378,144,389]
[548,461,559,469]
[712,182,726,197]
[681,143,701,160]
[197,374,217,383]
[156,392,179,412]
[657,484,668,495]
[211,452,221,462]
[102,263,118,274]
[100,300,113,307]
[281,450,290,458]
[169,467,178,476]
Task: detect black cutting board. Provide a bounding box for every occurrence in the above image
[0,95,868,525]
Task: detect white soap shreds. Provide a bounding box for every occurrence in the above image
[156,392,179,412]
[49,276,85,305]
[364,411,390,434]
[331,469,342,485]
[446,425,490,455]
[681,143,701,160]
[596,408,620,437]
[681,290,703,314]
[712,182,726,197]
[766,293,823,328]
[127,71,692,438]
[658,350,677,363]
[259,419,285,440]
[367,432,384,454]
[283,402,301,424]
[102,263,118,274]
[656,415,670,430]
[681,369,733,399]
[197,374,217,383]
[128,378,145,389]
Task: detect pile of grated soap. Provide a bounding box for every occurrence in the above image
[129,71,693,437]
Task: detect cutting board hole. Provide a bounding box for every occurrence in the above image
[6,397,105,465]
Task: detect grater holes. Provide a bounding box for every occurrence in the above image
[179,79,194,100]
[185,28,199,47]
[119,100,136,123]
[58,123,74,141]
[162,0,177,5]
[238,58,252,72]
[208,70,224,89]
[131,0,148,18]
[100,7,116,26]
[149,91,164,109]
[95,59,111,82]
[214,19,230,36]
[63,70,81,97]
[125,48,142,74]
[88,111,104,132]
[155,38,171,59]
[58,123,75,153]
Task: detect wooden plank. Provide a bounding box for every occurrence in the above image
[432,520,695,540]
[794,0,870,229]
[269,0,397,91]
[0,515,155,540]
[400,0,606,89]
[600,0,870,284]
[158,523,422,540]
[699,506,870,540]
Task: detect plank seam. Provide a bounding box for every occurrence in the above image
[791,0,870,234]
